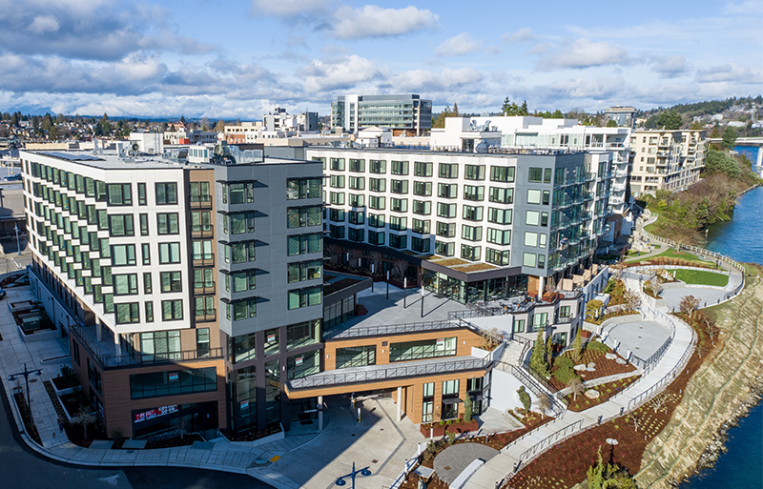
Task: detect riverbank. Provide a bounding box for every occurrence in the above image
[634,264,763,488]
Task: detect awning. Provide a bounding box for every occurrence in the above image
[441,397,462,405]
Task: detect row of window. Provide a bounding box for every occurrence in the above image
[323,184,514,204]
[321,158,516,183]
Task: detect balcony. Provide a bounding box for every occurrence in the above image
[324,319,461,340]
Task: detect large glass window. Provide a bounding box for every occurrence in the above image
[286,320,320,350]
[229,332,256,363]
[287,178,322,200]
[130,367,216,399]
[109,214,134,236]
[190,182,211,202]
[113,274,138,295]
[287,206,321,228]
[287,260,322,283]
[155,182,178,205]
[227,299,257,321]
[157,213,179,234]
[107,184,132,206]
[159,243,181,264]
[464,164,485,180]
[115,302,140,323]
[488,208,512,225]
[111,244,136,266]
[160,271,183,292]
[287,350,320,379]
[414,161,432,177]
[490,166,515,182]
[287,287,321,310]
[264,328,279,355]
[230,211,255,234]
[287,234,321,256]
[438,163,458,179]
[161,300,183,320]
[336,345,376,369]
[389,337,457,362]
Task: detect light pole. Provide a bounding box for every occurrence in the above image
[14,223,21,255]
[335,462,371,488]
[9,363,43,424]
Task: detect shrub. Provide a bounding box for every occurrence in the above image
[553,365,578,384]
[587,341,609,353]
[517,386,531,411]
[554,355,575,370]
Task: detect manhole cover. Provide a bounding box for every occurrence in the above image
[29,379,38,383]
[351,434,355,437]
[443,466,452,471]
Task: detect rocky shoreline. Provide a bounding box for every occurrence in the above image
[694,378,763,471]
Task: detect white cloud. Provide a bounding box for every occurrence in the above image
[27,15,60,34]
[724,0,761,14]
[501,27,536,44]
[695,62,762,84]
[299,55,382,93]
[435,33,482,57]
[545,76,625,99]
[330,5,439,39]
[250,0,331,16]
[387,68,483,92]
[537,38,630,71]
[651,54,689,79]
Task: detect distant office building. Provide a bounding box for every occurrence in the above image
[604,107,636,129]
[331,94,432,136]
[629,129,706,196]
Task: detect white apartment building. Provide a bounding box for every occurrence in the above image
[629,129,706,196]
[431,117,632,214]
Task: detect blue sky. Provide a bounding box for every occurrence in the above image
[0,0,760,119]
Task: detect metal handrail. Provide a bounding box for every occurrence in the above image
[324,319,461,339]
[288,356,493,390]
[509,365,565,416]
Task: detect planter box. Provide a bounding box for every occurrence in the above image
[52,378,82,397]
[420,419,479,438]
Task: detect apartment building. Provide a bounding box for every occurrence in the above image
[331,94,432,136]
[604,106,636,129]
[21,148,328,437]
[629,129,706,196]
[431,117,632,214]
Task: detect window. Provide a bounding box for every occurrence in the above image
[139,213,149,236]
[195,297,214,320]
[142,243,151,265]
[159,243,181,264]
[389,337,456,362]
[143,273,152,293]
[413,181,432,196]
[287,320,320,350]
[369,159,386,174]
[368,230,385,245]
[160,272,183,292]
[414,161,433,177]
[155,183,178,205]
[436,222,456,237]
[349,210,364,224]
[390,180,408,194]
[369,177,386,192]
[389,234,407,249]
[349,159,365,172]
[329,208,345,222]
[413,200,431,215]
[225,241,256,264]
[463,205,483,221]
[191,211,211,232]
[464,164,485,180]
[228,270,257,291]
[461,244,481,261]
[194,269,214,289]
[462,225,482,241]
[111,244,136,266]
[287,178,321,200]
[559,306,571,319]
[329,224,345,239]
[130,367,216,399]
[527,189,542,204]
[228,299,257,321]
[389,216,407,231]
[487,228,511,245]
[330,175,345,188]
[368,213,385,228]
[348,227,364,242]
[488,208,512,225]
[528,168,543,183]
[330,192,345,205]
[412,218,430,234]
[486,248,510,265]
[514,320,525,333]
[437,203,456,218]
[113,274,138,295]
[190,182,211,202]
[438,163,458,178]
[137,183,146,205]
[115,302,140,324]
[287,287,321,309]
[287,260,322,283]
[524,232,538,247]
[161,300,183,320]
[544,168,552,183]
[438,183,457,198]
[349,176,365,190]
[411,237,430,253]
[330,158,345,171]
[109,214,134,236]
[336,345,376,369]
[349,194,365,207]
[523,252,537,267]
[525,210,540,226]
[464,185,484,201]
[196,328,210,358]
[287,234,321,256]
[138,331,178,361]
[390,198,407,213]
[287,206,321,228]
[157,213,179,234]
[229,211,256,234]
[107,183,132,206]
[490,166,515,182]
[369,195,385,210]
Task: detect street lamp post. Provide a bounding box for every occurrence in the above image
[14,223,21,255]
[9,363,43,424]
[335,462,371,488]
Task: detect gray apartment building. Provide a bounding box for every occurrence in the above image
[331,94,433,136]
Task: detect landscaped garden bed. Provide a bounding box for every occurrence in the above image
[51,365,81,395]
[13,390,41,444]
[565,376,639,412]
[419,418,479,437]
[547,343,637,392]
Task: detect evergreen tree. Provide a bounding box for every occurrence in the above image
[546,335,554,367]
[520,101,529,116]
[550,109,564,119]
[572,327,583,362]
[606,119,618,127]
[656,110,683,129]
[529,327,549,377]
[452,103,459,116]
[721,126,738,149]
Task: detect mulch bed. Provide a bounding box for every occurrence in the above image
[220,423,281,442]
[548,348,637,391]
[401,411,553,489]
[52,375,79,391]
[13,392,41,444]
[505,317,717,489]
[565,376,639,412]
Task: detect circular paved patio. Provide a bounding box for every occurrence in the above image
[433,442,499,485]
[607,320,671,359]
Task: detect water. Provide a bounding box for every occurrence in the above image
[681,186,763,489]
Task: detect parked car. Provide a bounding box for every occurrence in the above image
[2,174,22,182]
[0,288,6,299]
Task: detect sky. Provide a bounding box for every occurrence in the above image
[0,0,761,119]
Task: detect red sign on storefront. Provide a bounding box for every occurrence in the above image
[134,405,179,423]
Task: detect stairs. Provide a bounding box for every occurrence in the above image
[496,340,527,371]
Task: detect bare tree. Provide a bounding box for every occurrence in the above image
[480,327,504,351]
[623,290,641,310]
[567,377,585,401]
[370,251,383,274]
[350,249,363,269]
[178,419,191,440]
[534,394,552,415]
[76,408,97,440]
[649,392,670,413]
[392,259,408,280]
[679,295,701,317]
[325,244,340,265]
[630,412,642,432]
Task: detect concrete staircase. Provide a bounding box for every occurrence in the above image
[496,340,527,371]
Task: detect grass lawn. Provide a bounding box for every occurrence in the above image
[673,268,729,287]
[625,248,716,266]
